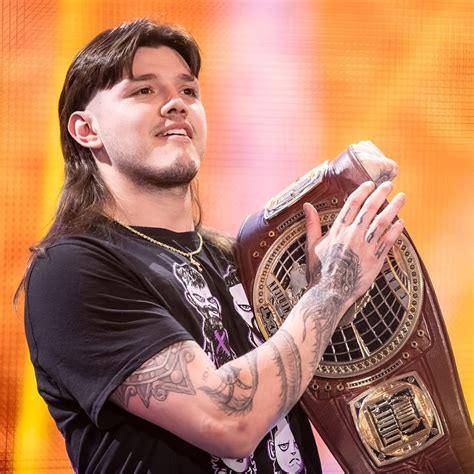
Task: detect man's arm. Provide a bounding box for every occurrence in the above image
[110,180,406,458]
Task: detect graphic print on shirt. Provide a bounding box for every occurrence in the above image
[267,418,306,473]
[174,263,236,366]
[211,455,257,473]
[174,263,257,471]
[223,265,264,348]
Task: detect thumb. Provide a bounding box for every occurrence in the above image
[303,202,322,250]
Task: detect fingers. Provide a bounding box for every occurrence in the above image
[354,181,395,229]
[366,190,406,263]
[330,180,406,263]
[366,192,406,246]
[333,181,376,228]
[371,218,405,260]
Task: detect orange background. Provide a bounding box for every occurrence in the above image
[1,0,473,472]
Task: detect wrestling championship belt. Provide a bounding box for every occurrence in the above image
[235,142,473,473]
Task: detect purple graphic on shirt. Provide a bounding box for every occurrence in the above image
[211,454,257,473]
[267,418,306,473]
[174,263,236,366]
[223,266,264,348]
[214,329,232,357]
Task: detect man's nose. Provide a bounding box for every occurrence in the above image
[160,96,188,119]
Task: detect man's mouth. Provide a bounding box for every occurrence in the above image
[156,122,193,139]
[160,128,189,137]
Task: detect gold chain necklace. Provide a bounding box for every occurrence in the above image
[116,221,204,272]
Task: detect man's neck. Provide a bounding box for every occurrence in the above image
[109,182,195,232]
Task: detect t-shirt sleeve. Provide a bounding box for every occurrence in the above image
[25,239,194,428]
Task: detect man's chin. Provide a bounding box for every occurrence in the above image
[156,156,201,188]
[123,163,199,190]
[152,175,196,189]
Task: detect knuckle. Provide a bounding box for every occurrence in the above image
[364,200,379,213]
[349,193,364,207]
[375,215,390,227]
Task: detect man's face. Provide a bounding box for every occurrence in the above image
[86,46,207,189]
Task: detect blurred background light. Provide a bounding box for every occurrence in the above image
[1,1,472,472]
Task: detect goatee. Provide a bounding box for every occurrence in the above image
[117,158,199,190]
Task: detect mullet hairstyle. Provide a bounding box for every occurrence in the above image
[15,18,233,303]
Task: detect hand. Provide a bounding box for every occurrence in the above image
[304,181,406,317]
[358,154,399,185]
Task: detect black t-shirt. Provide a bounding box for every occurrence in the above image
[25,224,322,473]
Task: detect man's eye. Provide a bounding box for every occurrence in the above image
[182,87,198,97]
[135,87,154,95]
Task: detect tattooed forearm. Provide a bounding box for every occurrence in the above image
[199,352,258,416]
[267,329,302,417]
[299,290,344,370]
[111,341,196,409]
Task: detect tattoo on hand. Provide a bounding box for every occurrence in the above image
[375,242,386,259]
[306,255,322,293]
[366,228,376,244]
[357,211,368,226]
[112,342,196,408]
[268,329,302,417]
[302,244,361,369]
[199,352,258,415]
[340,207,352,224]
[375,165,394,185]
[322,244,360,296]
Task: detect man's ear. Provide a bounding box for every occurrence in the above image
[68,111,102,149]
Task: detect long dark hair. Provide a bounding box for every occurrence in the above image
[57,18,202,235]
[15,18,232,303]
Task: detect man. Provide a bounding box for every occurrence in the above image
[21,19,405,473]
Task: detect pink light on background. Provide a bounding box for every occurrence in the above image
[200,1,323,235]
[199,2,342,470]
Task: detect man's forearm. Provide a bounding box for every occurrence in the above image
[108,281,348,458]
[202,268,356,449]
